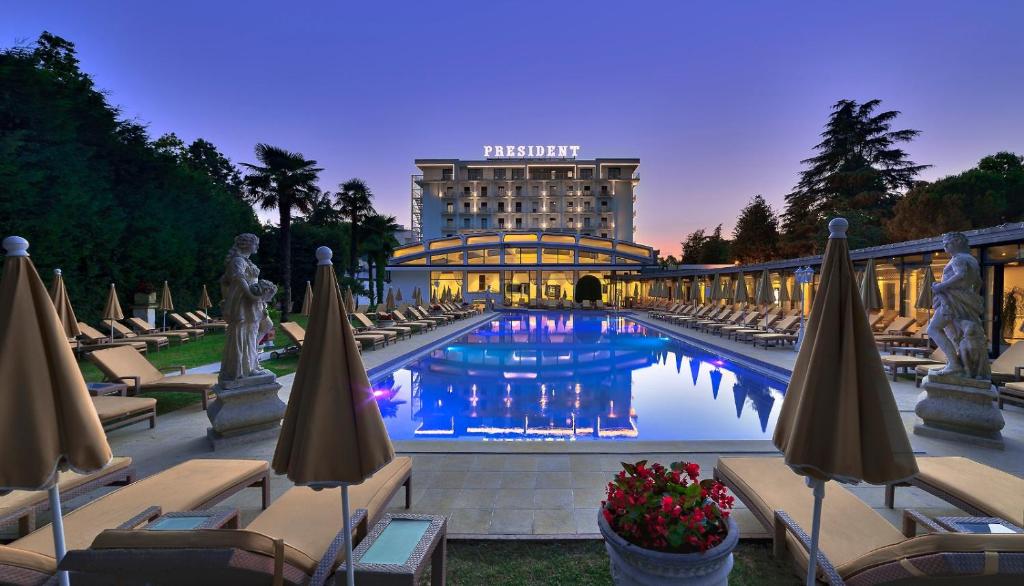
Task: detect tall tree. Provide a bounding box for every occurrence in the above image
[680,225,731,264]
[336,178,375,279]
[731,195,780,263]
[781,99,928,254]
[361,213,401,305]
[242,144,322,322]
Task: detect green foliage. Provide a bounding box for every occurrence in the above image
[887,152,1024,241]
[731,195,780,263]
[336,178,375,277]
[361,213,401,304]
[0,33,259,324]
[680,225,732,264]
[781,99,927,255]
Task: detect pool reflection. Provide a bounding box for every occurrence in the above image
[371,312,786,441]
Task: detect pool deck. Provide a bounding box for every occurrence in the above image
[53,309,1024,541]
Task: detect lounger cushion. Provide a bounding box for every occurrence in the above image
[246,456,412,566]
[142,373,218,390]
[0,457,132,519]
[91,396,156,421]
[915,457,1024,526]
[0,544,55,574]
[716,457,904,572]
[840,532,1024,579]
[10,459,267,557]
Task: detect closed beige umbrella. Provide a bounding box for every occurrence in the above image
[754,269,775,328]
[300,281,314,316]
[395,288,403,304]
[772,219,917,585]
[733,272,749,306]
[858,258,883,312]
[916,266,935,311]
[102,283,123,342]
[273,246,394,586]
[158,281,174,331]
[385,287,396,313]
[777,273,790,307]
[708,273,722,303]
[197,284,213,319]
[343,287,356,314]
[1,237,112,586]
[49,269,80,339]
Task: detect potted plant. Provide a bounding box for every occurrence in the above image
[598,461,737,586]
[133,281,157,306]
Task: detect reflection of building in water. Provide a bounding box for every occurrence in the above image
[405,314,655,439]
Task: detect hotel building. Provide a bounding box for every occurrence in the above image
[388,154,658,306]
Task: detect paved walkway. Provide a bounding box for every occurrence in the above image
[71,310,1024,540]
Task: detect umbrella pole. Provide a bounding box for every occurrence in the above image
[342,484,355,586]
[48,485,69,586]
[805,477,825,586]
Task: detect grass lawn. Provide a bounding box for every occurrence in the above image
[420,540,798,585]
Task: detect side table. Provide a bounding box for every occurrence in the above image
[87,382,129,397]
[341,513,447,585]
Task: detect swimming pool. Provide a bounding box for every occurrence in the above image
[370,312,787,441]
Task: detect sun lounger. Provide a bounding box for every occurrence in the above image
[170,312,226,332]
[194,310,225,324]
[75,322,149,354]
[0,459,269,584]
[391,308,435,331]
[999,381,1024,409]
[0,457,134,538]
[879,349,945,381]
[751,317,802,348]
[92,395,157,432]
[279,321,382,352]
[102,320,171,350]
[349,313,402,343]
[730,314,792,342]
[715,456,1024,584]
[86,345,220,410]
[60,457,412,586]
[127,316,203,341]
[878,316,915,336]
[414,305,454,324]
[885,456,1024,526]
[185,311,228,331]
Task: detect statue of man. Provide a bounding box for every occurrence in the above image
[219,233,277,383]
[927,232,987,378]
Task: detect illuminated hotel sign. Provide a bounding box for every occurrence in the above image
[483,145,580,159]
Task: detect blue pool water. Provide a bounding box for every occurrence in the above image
[370,312,787,441]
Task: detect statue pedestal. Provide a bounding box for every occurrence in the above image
[206,373,286,450]
[914,374,1005,449]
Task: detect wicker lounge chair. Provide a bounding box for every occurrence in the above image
[127,316,203,341]
[0,459,269,584]
[75,323,149,354]
[885,456,1023,526]
[102,320,172,350]
[715,456,1024,585]
[92,395,157,433]
[60,457,412,586]
[86,345,219,410]
[0,457,134,538]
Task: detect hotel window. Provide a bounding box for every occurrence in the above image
[446,218,454,227]
[430,252,462,265]
[515,185,522,196]
[584,217,592,228]
[468,168,483,180]
[584,185,591,193]
[549,217,557,224]
[580,168,594,179]
[532,203,538,213]
[468,271,500,292]
[548,201,557,211]
[542,248,573,264]
[498,185,505,196]
[512,168,524,179]
[498,218,506,228]
[446,202,454,213]
[579,251,612,264]
[498,201,505,212]
[600,186,608,195]
[600,199,609,209]
[601,233,608,238]
[515,202,522,212]
[480,217,488,229]
[567,185,574,193]
[493,168,506,180]
[481,186,487,197]
[567,201,574,210]
[584,201,592,211]
[467,249,500,265]
[531,218,539,228]
[550,185,557,195]
[464,186,470,195]
[607,167,622,179]
[446,186,453,196]
[567,218,574,225]
[505,247,537,264]
[463,218,470,227]
[442,168,453,180]
[515,218,523,229]
[532,186,539,196]
[464,202,470,212]
[480,201,488,211]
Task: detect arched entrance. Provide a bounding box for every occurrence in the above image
[575,274,602,303]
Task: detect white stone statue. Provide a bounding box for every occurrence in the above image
[927,232,988,379]
[219,233,276,383]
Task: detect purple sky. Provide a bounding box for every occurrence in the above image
[6,1,1023,254]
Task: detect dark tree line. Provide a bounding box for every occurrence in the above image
[679,99,1023,265]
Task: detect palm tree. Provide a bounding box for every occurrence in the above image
[336,179,374,279]
[361,213,402,305]
[241,143,322,322]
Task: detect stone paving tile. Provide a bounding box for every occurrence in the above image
[572,471,609,489]
[461,471,503,489]
[533,509,576,535]
[502,455,539,471]
[494,488,536,509]
[533,489,573,510]
[434,454,476,471]
[498,471,538,489]
[569,455,605,471]
[470,454,507,471]
[489,509,534,534]
[413,488,459,510]
[451,488,499,509]
[536,455,571,471]
[574,508,600,534]
[573,488,606,509]
[431,470,470,489]
[449,508,492,533]
[534,471,572,489]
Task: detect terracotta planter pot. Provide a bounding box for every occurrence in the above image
[598,512,738,586]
